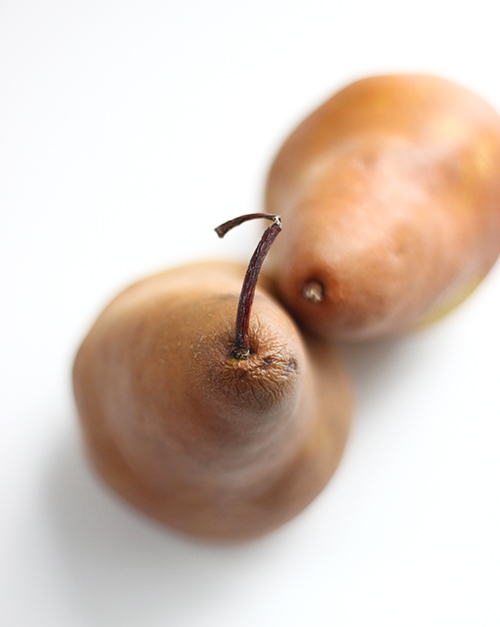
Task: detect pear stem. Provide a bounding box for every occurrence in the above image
[215,213,282,360]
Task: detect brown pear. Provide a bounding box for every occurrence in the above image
[265,74,500,341]
[73,215,352,540]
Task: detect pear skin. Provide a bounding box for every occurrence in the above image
[265,74,500,340]
[73,262,352,540]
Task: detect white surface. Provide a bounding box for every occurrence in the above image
[1,2,500,626]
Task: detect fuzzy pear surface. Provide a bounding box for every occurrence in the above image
[73,262,352,540]
[265,74,500,340]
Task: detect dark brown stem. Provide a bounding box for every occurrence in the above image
[215,213,282,360]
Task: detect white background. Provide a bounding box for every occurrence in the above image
[1,1,500,626]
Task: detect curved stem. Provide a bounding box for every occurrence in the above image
[215,213,282,360]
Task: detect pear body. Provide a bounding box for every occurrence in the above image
[265,74,500,340]
[73,262,352,540]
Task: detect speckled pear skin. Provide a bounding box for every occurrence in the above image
[265,74,500,341]
[73,262,352,541]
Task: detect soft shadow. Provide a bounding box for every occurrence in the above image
[336,330,436,418]
[43,429,289,627]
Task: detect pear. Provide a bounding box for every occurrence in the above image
[73,215,352,540]
[265,74,500,340]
